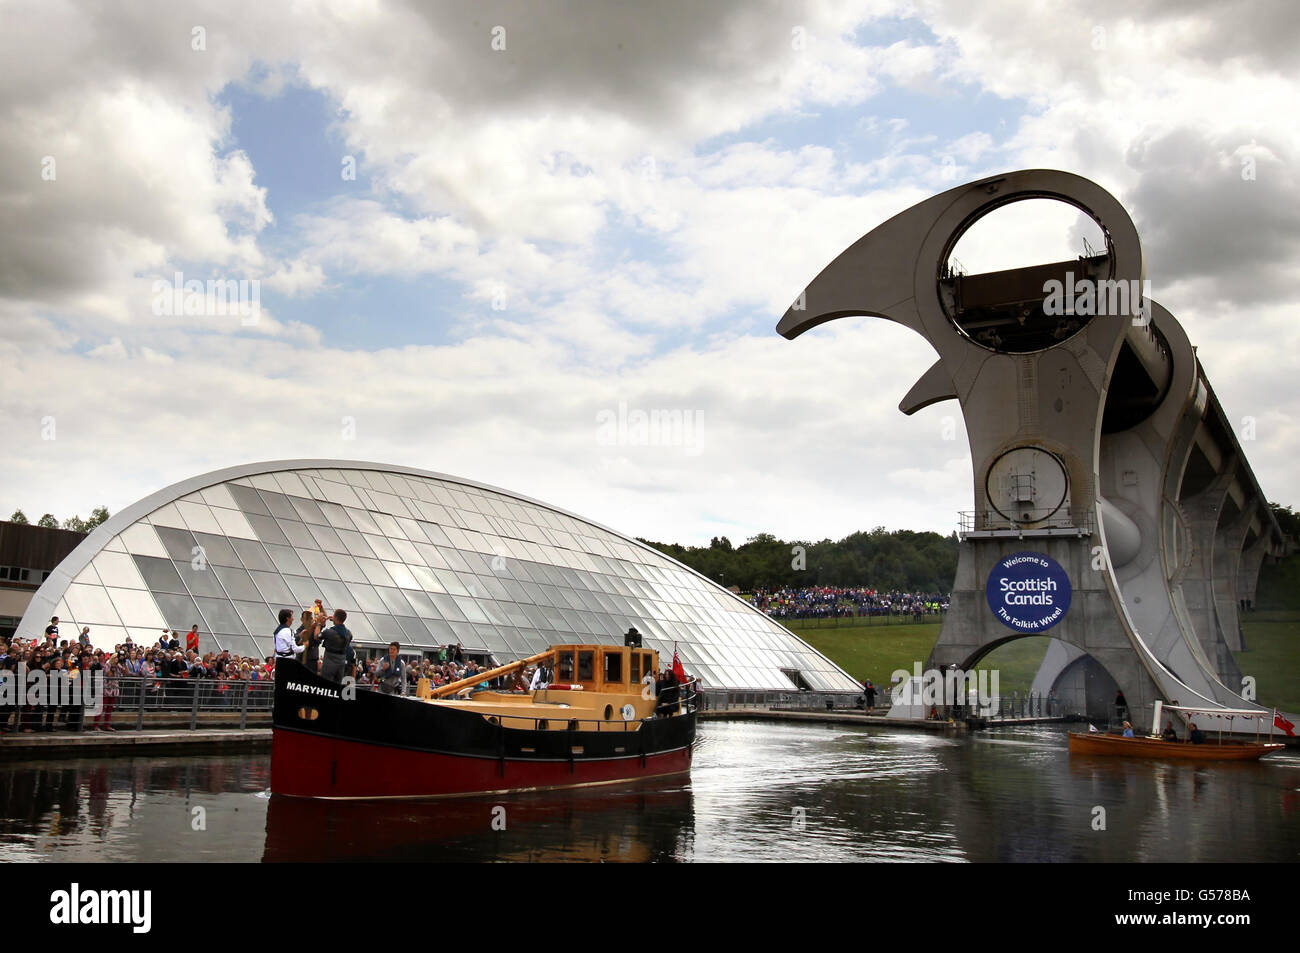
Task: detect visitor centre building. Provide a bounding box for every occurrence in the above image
[13,461,861,695]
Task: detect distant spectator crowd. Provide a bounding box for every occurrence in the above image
[750,586,949,620]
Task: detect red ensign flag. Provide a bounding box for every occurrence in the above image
[672,648,687,683]
[1275,710,1296,737]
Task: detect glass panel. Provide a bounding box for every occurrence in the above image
[374,586,414,616]
[384,562,419,589]
[355,557,395,587]
[132,555,187,593]
[308,523,346,554]
[177,501,223,535]
[346,583,387,615]
[364,534,400,562]
[336,528,368,553]
[64,584,123,626]
[228,483,272,516]
[226,537,273,572]
[430,594,466,622]
[367,614,403,639]
[153,592,202,631]
[155,525,199,563]
[248,571,294,605]
[389,537,422,564]
[260,491,300,521]
[298,549,341,580]
[348,509,381,535]
[191,532,241,567]
[200,484,239,510]
[247,514,289,546]
[283,575,322,608]
[453,597,488,623]
[211,565,262,602]
[316,579,354,611]
[174,561,227,598]
[331,553,367,583]
[148,502,188,530]
[193,597,247,635]
[91,551,147,589]
[279,519,316,549]
[399,589,438,618]
[396,617,430,642]
[263,543,308,577]
[371,511,405,537]
[320,501,357,531]
[273,471,311,499]
[234,601,276,636]
[396,517,428,543]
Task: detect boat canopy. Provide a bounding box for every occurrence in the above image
[1162,704,1271,718]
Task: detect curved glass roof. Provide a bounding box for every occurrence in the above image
[16,462,860,693]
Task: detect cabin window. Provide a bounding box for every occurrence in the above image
[640,652,653,676]
[557,652,575,681]
[630,653,642,683]
[577,651,594,682]
[604,651,623,684]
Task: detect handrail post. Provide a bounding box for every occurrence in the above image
[189,677,200,730]
[136,676,145,731]
[239,681,250,729]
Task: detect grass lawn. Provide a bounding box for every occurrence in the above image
[791,620,1049,696]
[793,614,1299,712]
[1237,616,1300,713]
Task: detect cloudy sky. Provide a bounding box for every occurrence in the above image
[2,0,1297,545]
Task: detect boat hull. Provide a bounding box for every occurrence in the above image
[271,660,695,799]
[1067,731,1283,761]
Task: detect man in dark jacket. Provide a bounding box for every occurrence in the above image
[319,610,352,683]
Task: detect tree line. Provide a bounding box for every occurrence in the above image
[8,507,110,534]
[643,502,1297,595]
[638,528,960,593]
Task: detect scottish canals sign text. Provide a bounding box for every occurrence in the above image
[985,552,1072,632]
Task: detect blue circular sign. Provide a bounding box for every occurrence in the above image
[985,551,1072,632]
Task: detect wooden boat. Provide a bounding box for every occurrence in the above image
[271,639,697,799]
[1068,701,1285,761]
[1067,731,1283,761]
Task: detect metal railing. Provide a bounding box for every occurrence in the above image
[0,676,278,732]
[958,508,1096,538]
[701,689,865,712]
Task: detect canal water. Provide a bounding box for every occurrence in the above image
[2,721,1297,862]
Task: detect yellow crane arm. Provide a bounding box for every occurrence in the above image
[426,648,556,699]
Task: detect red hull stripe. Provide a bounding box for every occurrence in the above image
[272,728,693,799]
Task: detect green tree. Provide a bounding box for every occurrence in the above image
[87,505,110,528]
[8,509,28,524]
[36,514,58,528]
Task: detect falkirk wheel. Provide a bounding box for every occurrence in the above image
[778,169,1292,733]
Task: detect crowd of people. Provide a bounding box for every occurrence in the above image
[0,617,282,733]
[750,586,949,620]
[4,605,699,728]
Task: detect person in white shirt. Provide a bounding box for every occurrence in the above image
[273,609,304,661]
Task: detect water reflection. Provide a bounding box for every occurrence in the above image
[263,784,694,862]
[0,721,1296,862]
